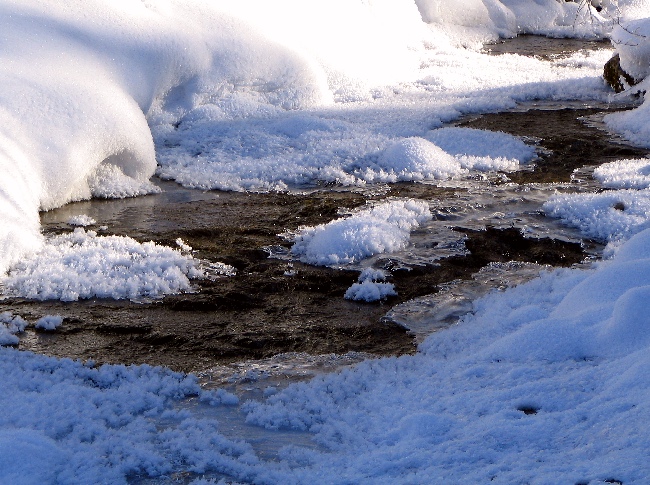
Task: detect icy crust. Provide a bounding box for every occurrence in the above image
[594,157,650,189]
[289,199,432,266]
[1,229,203,301]
[544,189,650,242]
[0,348,248,485]
[242,228,650,483]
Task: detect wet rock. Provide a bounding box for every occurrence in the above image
[604,53,638,93]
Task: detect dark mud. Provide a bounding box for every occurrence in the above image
[5,182,585,373]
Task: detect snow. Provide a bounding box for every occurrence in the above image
[0,0,622,275]
[603,16,650,147]
[344,268,397,302]
[1,0,650,483]
[289,199,432,266]
[243,230,650,483]
[67,215,96,227]
[1,229,204,301]
[543,189,650,242]
[34,316,64,331]
[0,312,28,346]
[594,157,650,189]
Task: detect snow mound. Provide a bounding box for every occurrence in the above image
[0,312,27,346]
[594,158,650,189]
[290,199,431,266]
[2,229,203,301]
[426,127,537,172]
[543,189,650,242]
[378,138,464,180]
[345,268,397,302]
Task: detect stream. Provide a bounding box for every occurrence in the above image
[3,34,648,483]
[4,35,648,379]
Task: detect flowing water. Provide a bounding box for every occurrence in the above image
[4,34,641,484]
[6,34,649,413]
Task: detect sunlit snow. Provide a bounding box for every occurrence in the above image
[1,0,650,483]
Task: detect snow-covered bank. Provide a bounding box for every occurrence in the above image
[5,220,650,483]
[0,0,628,273]
[4,0,650,483]
[603,13,650,146]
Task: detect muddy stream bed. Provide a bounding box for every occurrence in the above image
[3,36,648,375]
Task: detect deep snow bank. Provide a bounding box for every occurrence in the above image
[0,0,329,273]
[240,226,650,483]
[0,0,629,276]
[604,16,650,147]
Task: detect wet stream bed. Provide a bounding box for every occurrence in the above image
[3,37,648,375]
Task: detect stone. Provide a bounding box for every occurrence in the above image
[603,53,638,93]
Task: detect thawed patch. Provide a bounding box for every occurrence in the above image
[289,199,432,266]
[1,229,204,301]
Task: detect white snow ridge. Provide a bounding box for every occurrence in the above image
[2,229,203,301]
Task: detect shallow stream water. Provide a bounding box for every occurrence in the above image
[5,34,649,389]
[4,34,644,484]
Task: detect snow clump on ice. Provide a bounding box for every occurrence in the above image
[1,229,204,301]
[0,312,27,346]
[345,268,397,301]
[67,215,96,227]
[35,315,64,331]
[594,158,650,190]
[290,199,431,266]
[544,189,650,243]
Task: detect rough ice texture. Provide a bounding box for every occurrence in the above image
[594,158,650,189]
[1,229,203,301]
[290,199,432,266]
[543,189,650,243]
[35,315,64,331]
